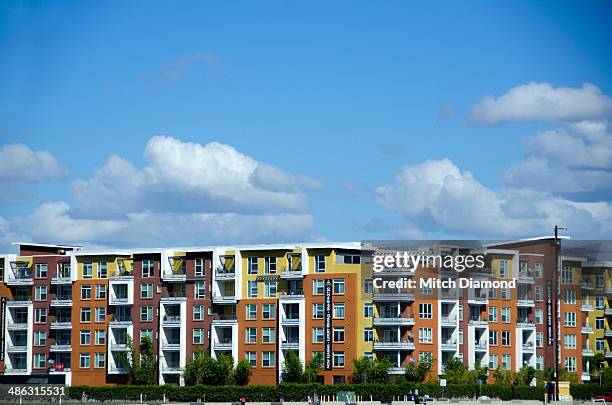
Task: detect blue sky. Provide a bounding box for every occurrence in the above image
[1,1,611,249]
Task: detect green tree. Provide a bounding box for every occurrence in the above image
[443,357,467,384]
[492,368,514,385]
[126,335,157,385]
[304,353,323,383]
[405,357,432,383]
[183,353,225,386]
[218,354,235,385]
[282,350,304,383]
[352,357,391,384]
[516,366,536,386]
[232,359,252,385]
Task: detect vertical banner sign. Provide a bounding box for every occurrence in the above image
[546,280,553,346]
[324,279,333,371]
[0,297,5,360]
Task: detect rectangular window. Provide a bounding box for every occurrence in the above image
[489,354,498,370]
[95,307,106,322]
[333,302,345,319]
[419,303,432,319]
[534,263,543,278]
[262,303,275,319]
[248,257,258,274]
[313,279,324,295]
[313,303,324,319]
[95,284,106,299]
[246,304,257,320]
[564,334,576,349]
[95,329,106,345]
[536,332,543,347]
[488,307,498,322]
[501,307,510,323]
[499,260,509,277]
[264,280,277,297]
[262,327,276,343]
[363,328,373,342]
[536,355,544,370]
[564,312,576,327]
[35,264,48,278]
[333,351,345,367]
[248,280,258,298]
[501,288,510,299]
[364,279,373,294]
[80,330,91,345]
[33,309,46,323]
[246,352,256,366]
[561,265,573,284]
[313,327,324,343]
[193,328,205,344]
[315,255,326,272]
[142,260,154,277]
[97,262,107,278]
[34,353,46,369]
[80,308,91,323]
[195,258,205,276]
[246,328,257,343]
[458,305,463,321]
[195,281,206,299]
[596,338,605,351]
[94,352,105,368]
[80,353,90,368]
[363,303,373,318]
[502,331,511,346]
[262,352,275,367]
[333,327,345,343]
[596,317,605,330]
[140,329,153,343]
[535,309,543,324]
[140,306,153,322]
[489,330,498,346]
[535,286,543,301]
[35,286,47,301]
[34,331,46,346]
[502,354,511,370]
[459,328,464,345]
[141,283,153,299]
[564,357,576,372]
[264,256,277,274]
[564,289,576,304]
[81,285,91,300]
[83,262,93,278]
[419,328,433,343]
[193,305,204,321]
[333,279,345,294]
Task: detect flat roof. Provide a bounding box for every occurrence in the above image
[13,241,83,249]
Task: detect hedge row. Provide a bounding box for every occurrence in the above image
[570,385,612,400]
[69,383,546,402]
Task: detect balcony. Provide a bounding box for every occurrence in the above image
[582,325,594,334]
[110,343,129,351]
[606,308,612,316]
[6,299,32,306]
[51,276,72,284]
[161,341,181,351]
[522,342,535,351]
[281,316,301,325]
[373,339,415,350]
[4,368,28,375]
[7,322,28,331]
[109,316,132,326]
[517,272,534,284]
[377,268,416,277]
[474,341,488,351]
[373,316,415,327]
[468,295,488,305]
[161,365,182,373]
[582,347,595,356]
[213,315,238,325]
[164,269,186,282]
[280,289,305,299]
[6,345,28,353]
[7,266,33,286]
[388,366,406,374]
[50,320,72,329]
[162,315,182,326]
[440,316,457,327]
[582,303,596,312]
[441,340,457,351]
[517,298,535,307]
[214,266,236,280]
[51,297,72,307]
[212,293,237,304]
[213,338,233,350]
[280,266,303,279]
[281,340,300,350]
[517,319,536,328]
[606,351,612,358]
[161,292,187,302]
[109,269,133,280]
[50,343,72,352]
[581,281,593,290]
[373,293,415,302]
[468,318,488,327]
[604,330,612,337]
[109,366,128,374]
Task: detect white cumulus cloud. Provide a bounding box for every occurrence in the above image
[0,144,64,182]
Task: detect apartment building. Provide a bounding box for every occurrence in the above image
[0,238,611,386]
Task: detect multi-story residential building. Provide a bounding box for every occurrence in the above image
[0,238,611,386]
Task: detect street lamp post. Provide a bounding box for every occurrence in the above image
[554,225,567,402]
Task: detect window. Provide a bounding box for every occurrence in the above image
[489,330,498,346]
[419,303,432,319]
[501,307,510,323]
[419,352,433,362]
[246,352,256,366]
[35,286,47,301]
[193,329,205,344]
[246,304,257,320]
[95,284,106,299]
[248,257,258,274]
[264,280,277,297]
[333,351,345,367]
[34,353,46,369]
[193,305,204,321]
[313,279,324,295]
[315,255,326,272]
[419,328,433,343]
[564,334,576,349]
[501,330,511,346]
[141,284,153,299]
[458,328,464,345]
[564,357,576,372]
[97,262,107,278]
[488,307,498,322]
[596,338,605,351]
[536,355,544,370]
[333,302,345,319]
[419,285,433,295]
[489,288,498,299]
[596,296,605,309]
[83,262,93,278]
[534,263,543,278]
[81,285,91,300]
[262,352,275,367]
[596,317,605,330]
[34,308,47,323]
[564,289,576,304]
[333,279,345,294]
[343,254,360,264]
[499,260,509,277]
[364,279,373,294]
[536,332,543,347]
[363,303,373,318]
[561,265,573,284]
[502,354,511,369]
[363,328,373,342]
[564,312,576,327]
[35,264,47,278]
[262,327,275,343]
[535,309,543,324]
[80,330,91,345]
[94,352,105,368]
[246,328,257,343]
[313,327,324,343]
[263,304,275,319]
[80,353,90,368]
[195,258,205,276]
[140,306,153,322]
[95,330,106,345]
[142,260,154,277]
[458,305,463,321]
[34,331,46,346]
[489,354,498,369]
[248,280,258,298]
[535,286,543,301]
[195,282,206,299]
[596,275,605,288]
[264,256,277,274]
[95,307,106,322]
[140,329,153,343]
[501,288,510,299]
[80,308,91,323]
[333,327,345,343]
[313,303,324,319]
